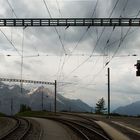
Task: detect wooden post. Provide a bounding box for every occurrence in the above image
[108,68,110,118]
[54,80,57,113]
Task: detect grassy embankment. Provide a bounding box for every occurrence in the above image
[16,111,58,117]
[0,112,6,117]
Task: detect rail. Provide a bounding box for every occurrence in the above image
[45,117,111,140]
[0,117,31,140]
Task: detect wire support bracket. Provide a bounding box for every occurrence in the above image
[0,77,55,85]
[0,18,140,27]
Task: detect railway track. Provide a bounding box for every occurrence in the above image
[58,112,111,139]
[0,117,31,140]
[47,116,112,140]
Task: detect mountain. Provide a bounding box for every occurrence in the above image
[0,82,92,115]
[28,86,92,112]
[0,82,30,115]
[113,101,140,116]
[0,82,29,95]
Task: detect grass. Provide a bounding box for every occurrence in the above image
[0,112,6,117]
[16,111,59,117]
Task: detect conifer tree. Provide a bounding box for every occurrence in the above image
[95,98,106,114]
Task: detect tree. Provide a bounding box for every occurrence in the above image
[19,104,31,113]
[95,98,106,114]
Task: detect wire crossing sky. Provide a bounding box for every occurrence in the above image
[0,0,140,110]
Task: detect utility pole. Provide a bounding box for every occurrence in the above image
[41,87,43,111]
[50,102,51,112]
[107,68,110,118]
[54,80,57,113]
[11,98,13,116]
[134,60,140,76]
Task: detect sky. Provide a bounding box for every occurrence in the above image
[0,0,140,110]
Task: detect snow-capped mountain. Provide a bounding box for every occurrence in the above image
[28,86,92,112]
[0,82,29,115]
[0,82,92,115]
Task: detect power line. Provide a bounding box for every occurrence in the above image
[42,0,68,82]
[80,0,133,86]
[121,0,129,17]
[106,10,140,66]
[85,11,140,87]
[6,0,16,43]
[100,0,128,54]
[56,0,99,81]
[20,28,25,94]
[56,0,63,17]
[42,0,67,54]
[57,0,99,80]
[0,29,21,56]
[0,0,20,56]
[62,0,121,79]
[61,0,124,90]
[107,28,139,47]
[56,52,65,81]
[71,0,98,53]
[42,0,67,82]
[109,0,120,18]
[64,27,105,78]
[91,0,98,17]
[55,0,67,82]
[42,0,52,17]
[6,0,17,18]
[1,53,109,58]
[56,0,131,83]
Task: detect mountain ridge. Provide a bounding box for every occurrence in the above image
[113,101,140,116]
[0,82,92,115]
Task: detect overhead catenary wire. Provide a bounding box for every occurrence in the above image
[0,0,20,56]
[58,1,134,93]
[69,0,99,55]
[6,0,16,43]
[106,9,140,66]
[0,29,21,56]
[2,53,109,58]
[54,0,67,81]
[56,56,65,82]
[20,28,25,94]
[62,0,120,80]
[56,1,98,82]
[61,0,130,91]
[2,0,139,93]
[42,0,68,82]
[42,0,66,54]
[87,28,139,86]
[6,0,17,18]
[71,0,99,54]
[121,0,129,17]
[83,11,140,89]
[56,0,63,17]
[91,0,98,17]
[109,0,120,18]
[102,0,129,58]
[105,0,129,61]
[78,0,132,86]
[7,0,40,58]
[57,0,99,81]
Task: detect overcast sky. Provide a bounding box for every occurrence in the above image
[0,0,140,110]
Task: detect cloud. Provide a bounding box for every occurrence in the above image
[0,0,140,109]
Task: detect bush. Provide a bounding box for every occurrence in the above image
[19,104,31,113]
[0,112,6,117]
[110,113,121,116]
